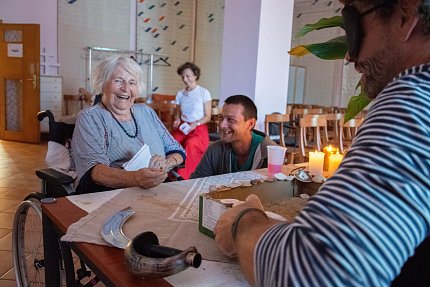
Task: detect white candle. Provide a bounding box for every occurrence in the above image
[308,151,324,176]
[328,153,343,177]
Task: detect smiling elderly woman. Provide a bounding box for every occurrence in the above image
[71,56,185,194]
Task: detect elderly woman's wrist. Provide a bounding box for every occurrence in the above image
[166,156,178,171]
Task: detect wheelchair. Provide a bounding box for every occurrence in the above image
[12,110,96,287]
[12,109,184,286]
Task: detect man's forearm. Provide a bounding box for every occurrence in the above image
[234,210,277,285]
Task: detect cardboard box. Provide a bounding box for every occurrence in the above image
[198,179,321,238]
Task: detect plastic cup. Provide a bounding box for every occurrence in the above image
[267,146,287,176]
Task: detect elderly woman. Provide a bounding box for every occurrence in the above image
[72,56,185,194]
[171,62,212,179]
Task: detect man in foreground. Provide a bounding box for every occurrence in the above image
[215,1,430,286]
[191,95,276,178]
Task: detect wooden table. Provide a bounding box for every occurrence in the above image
[42,197,172,287]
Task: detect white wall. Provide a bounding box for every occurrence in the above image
[58,0,131,95]
[254,0,294,128]
[220,0,294,130]
[0,0,58,75]
[220,0,260,100]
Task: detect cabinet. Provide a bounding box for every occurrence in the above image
[40,76,63,132]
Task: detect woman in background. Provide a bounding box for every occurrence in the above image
[172,62,211,179]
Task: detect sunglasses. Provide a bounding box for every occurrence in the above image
[341,0,392,57]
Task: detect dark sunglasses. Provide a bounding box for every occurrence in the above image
[342,0,392,57]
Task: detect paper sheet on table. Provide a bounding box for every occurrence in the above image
[122,144,151,171]
[66,189,123,213]
[165,260,249,287]
[62,171,267,263]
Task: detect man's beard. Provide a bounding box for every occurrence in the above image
[357,47,398,100]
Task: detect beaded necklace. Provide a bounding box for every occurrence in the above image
[102,103,139,138]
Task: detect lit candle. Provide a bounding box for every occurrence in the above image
[323,145,339,171]
[327,153,343,177]
[308,151,324,176]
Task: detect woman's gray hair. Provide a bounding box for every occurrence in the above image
[92,56,146,96]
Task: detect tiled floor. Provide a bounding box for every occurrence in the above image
[0,139,48,286]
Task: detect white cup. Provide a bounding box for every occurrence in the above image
[267,146,287,176]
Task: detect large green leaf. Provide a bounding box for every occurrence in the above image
[289,36,347,60]
[344,91,371,122]
[295,16,344,38]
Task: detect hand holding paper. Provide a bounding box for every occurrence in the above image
[123,144,152,171]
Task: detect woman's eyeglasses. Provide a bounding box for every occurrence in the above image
[112,78,137,88]
[342,0,392,58]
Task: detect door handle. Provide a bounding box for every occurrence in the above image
[33,74,37,90]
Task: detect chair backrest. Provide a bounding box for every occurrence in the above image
[325,113,344,140]
[157,102,178,131]
[308,108,323,114]
[299,115,328,156]
[339,118,364,153]
[37,110,75,146]
[264,113,290,147]
[151,93,176,103]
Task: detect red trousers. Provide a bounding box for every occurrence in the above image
[171,124,209,179]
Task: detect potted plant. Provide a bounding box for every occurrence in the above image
[288,16,370,122]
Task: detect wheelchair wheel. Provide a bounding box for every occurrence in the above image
[12,192,46,287]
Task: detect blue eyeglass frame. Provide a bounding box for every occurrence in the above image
[341,0,393,57]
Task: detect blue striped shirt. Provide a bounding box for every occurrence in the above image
[71,103,185,183]
[255,64,430,286]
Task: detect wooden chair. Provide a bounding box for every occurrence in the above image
[326,113,343,142]
[302,114,329,144]
[308,108,323,115]
[299,115,327,157]
[151,93,176,103]
[157,102,177,132]
[264,113,291,147]
[339,117,364,153]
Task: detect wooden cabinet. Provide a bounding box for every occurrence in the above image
[40,76,62,132]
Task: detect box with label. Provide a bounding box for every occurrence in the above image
[198,179,321,238]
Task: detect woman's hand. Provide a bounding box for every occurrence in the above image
[135,168,167,188]
[173,119,181,129]
[149,155,169,171]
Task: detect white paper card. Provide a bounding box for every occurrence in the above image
[122,144,152,171]
[179,122,192,135]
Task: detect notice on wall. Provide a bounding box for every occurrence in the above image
[7,43,23,58]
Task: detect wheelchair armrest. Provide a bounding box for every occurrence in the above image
[36,168,75,185]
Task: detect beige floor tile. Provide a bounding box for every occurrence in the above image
[0,250,13,278]
[0,140,48,287]
[0,229,10,239]
[1,268,15,280]
[0,213,15,229]
[0,279,17,287]
[0,189,32,201]
[0,233,12,251]
[0,199,22,213]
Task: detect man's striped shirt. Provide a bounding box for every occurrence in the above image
[255,64,430,286]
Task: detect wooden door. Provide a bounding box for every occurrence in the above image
[0,24,40,143]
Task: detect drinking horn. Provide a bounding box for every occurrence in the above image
[124,231,202,278]
[101,208,202,278]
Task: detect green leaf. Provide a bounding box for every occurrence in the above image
[295,16,344,38]
[289,36,347,60]
[344,91,371,122]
